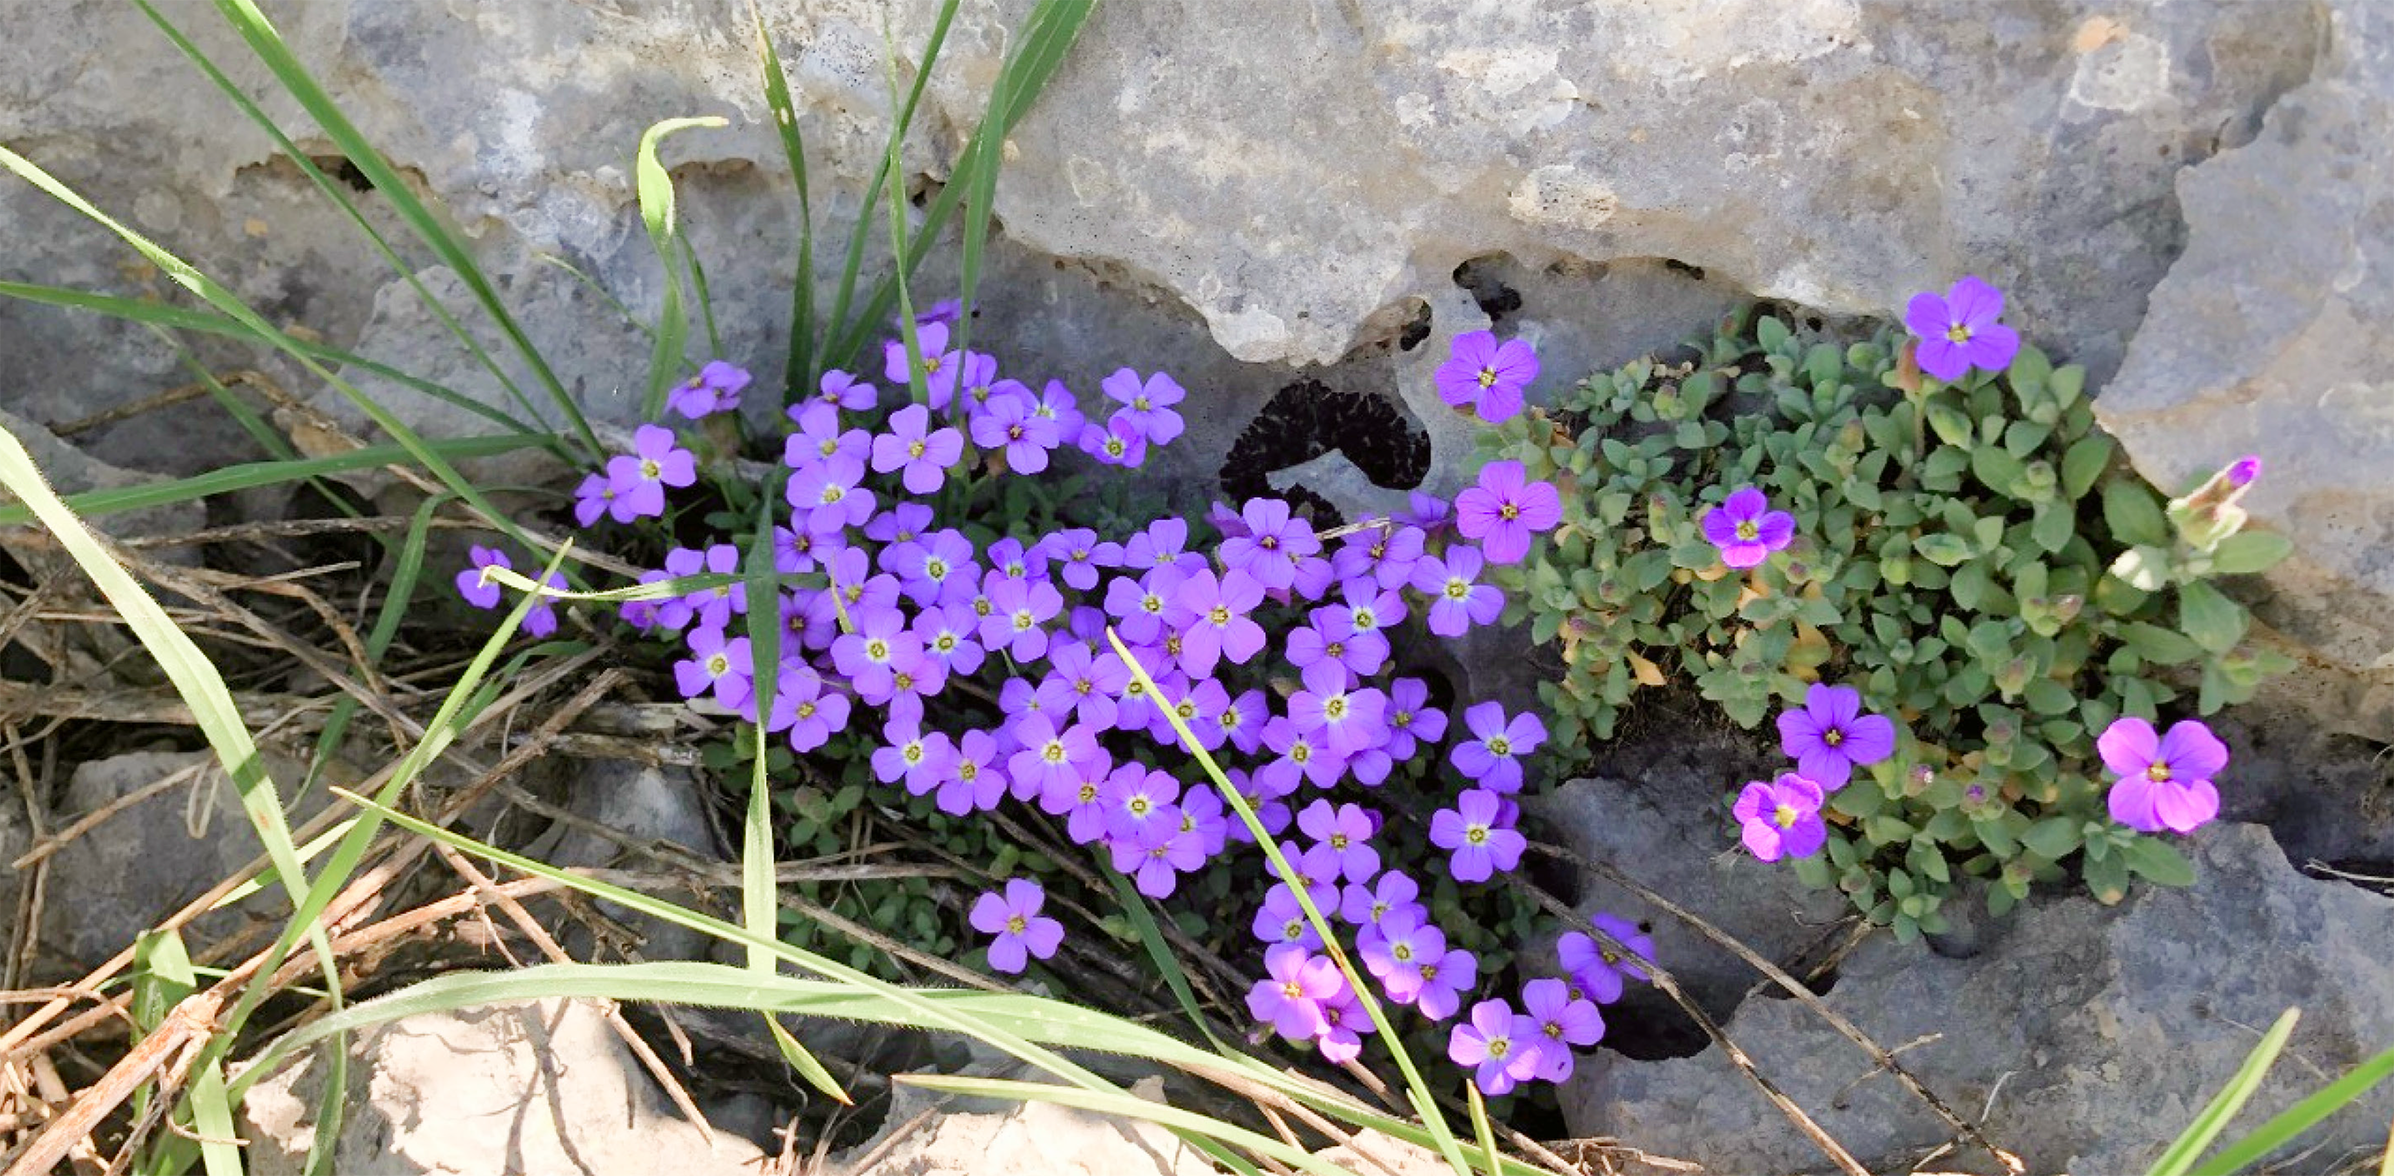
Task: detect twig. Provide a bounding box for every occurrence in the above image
[1526,838,2021,1173]
[10,761,208,870]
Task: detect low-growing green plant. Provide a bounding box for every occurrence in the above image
[1482,301,2292,936]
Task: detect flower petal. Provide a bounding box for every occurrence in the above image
[1796,746,1854,790]
[1722,486,1767,521]
[1965,322,2020,372]
[2097,717,2160,780]
[1741,820,1783,862]
[2158,720,2230,782]
[1753,510,1797,549]
[1947,275,2005,329]
[2107,775,2163,833]
[1915,337,1969,382]
[1839,714,1899,765]
[1902,291,1952,341]
[2155,779,2220,834]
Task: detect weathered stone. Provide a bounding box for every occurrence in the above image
[2097,2,2394,700]
[527,757,723,965]
[34,749,316,976]
[1568,824,2394,1174]
[240,998,764,1176]
[837,1073,1215,1176]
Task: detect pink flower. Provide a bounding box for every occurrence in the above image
[2099,717,2227,834]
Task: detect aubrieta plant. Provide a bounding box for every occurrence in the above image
[1474,277,2294,938]
[455,303,1654,1100]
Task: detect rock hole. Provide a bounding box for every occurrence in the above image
[275,479,383,574]
[1396,300,1432,351]
[1217,378,1431,527]
[1452,256,1523,323]
[307,154,375,193]
[1662,258,1707,281]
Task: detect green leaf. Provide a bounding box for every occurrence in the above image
[1926,401,1975,448]
[2122,622,2203,666]
[1915,533,1974,567]
[2062,434,2114,500]
[2120,837,2196,887]
[634,116,728,419]
[2178,581,2249,656]
[2104,479,2171,547]
[2189,1037,2394,1176]
[2031,502,2076,554]
[2207,531,2293,576]
[1972,445,2028,495]
[2022,817,2081,860]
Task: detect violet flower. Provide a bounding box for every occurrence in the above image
[1430,789,1526,882]
[1448,999,1538,1097]
[1358,907,1442,1002]
[605,425,696,521]
[871,404,965,496]
[1219,498,1321,591]
[456,546,510,611]
[1434,330,1539,423]
[1450,702,1546,794]
[1556,913,1654,1004]
[1077,415,1149,468]
[1412,545,1504,637]
[1700,486,1795,569]
[1246,944,1343,1041]
[1776,683,1898,789]
[673,627,755,716]
[1101,367,1187,445]
[1297,799,1381,883]
[1454,461,1562,565]
[970,878,1063,974]
[1383,677,1448,761]
[1518,978,1603,1082]
[1903,275,2021,382]
[1412,944,1478,1021]
[572,473,617,528]
[2099,717,2228,834]
[666,360,751,419]
[1733,773,1828,862]
[1340,868,1420,927]
[968,392,1061,473]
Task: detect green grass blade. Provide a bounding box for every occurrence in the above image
[1102,868,1232,1053]
[751,2,817,400]
[0,281,548,442]
[948,0,1090,363]
[2146,1008,2301,1176]
[0,435,537,528]
[133,0,569,454]
[0,144,553,563]
[681,235,723,360]
[298,492,451,797]
[634,116,728,420]
[823,0,961,361]
[208,0,601,455]
[1106,629,1477,1176]
[827,0,1093,369]
[1467,1085,1503,1176]
[2190,1038,2394,1176]
[187,1060,244,1176]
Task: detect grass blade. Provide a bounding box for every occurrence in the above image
[0,143,552,565]
[751,1,817,400]
[1106,628,1478,1176]
[0,281,549,442]
[0,435,539,528]
[208,0,601,455]
[896,1075,1342,1176]
[634,116,729,420]
[134,0,570,455]
[2190,1038,2394,1176]
[823,0,961,362]
[2146,1008,2301,1176]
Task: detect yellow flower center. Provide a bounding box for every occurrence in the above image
[866,639,888,660]
[1209,605,1231,626]
[1500,503,1520,520]
[1477,368,1498,388]
[2147,761,2173,782]
[1006,914,1026,933]
[1773,803,1800,828]
[1466,825,1488,845]
[1392,942,1414,962]
[640,458,662,479]
[1487,737,1510,756]
[1042,741,1066,763]
[908,439,926,459]
[705,654,729,676]
[1945,324,1973,344]
[1824,728,1844,747]
[1325,697,1348,720]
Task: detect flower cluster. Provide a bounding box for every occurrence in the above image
[472,310,1638,1094]
[1726,682,1900,862]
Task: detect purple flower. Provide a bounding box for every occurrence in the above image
[1903,276,2021,382]
[981,576,1063,662]
[1313,983,1376,1064]
[1431,789,1526,882]
[1030,378,1085,438]
[666,360,751,419]
[829,604,921,704]
[1401,491,1452,534]
[884,531,978,609]
[938,729,1008,816]
[1358,907,1441,1002]
[1038,756,1116,844]
[882,320,962,401]
[1219,499,1321,591]
[872,725,956,796]
[1776,683,1898,789]
[785,402,870,468]
[1297,799,1381,883]
[1434,330,1539,424]
[1733,773,1828,862]
[1413,944,1478,1021]
[572,472,618,528]
[1556,913,1654,1005]
[1450,702,1546,794]
[1101,765,1181,846]
[1258,716,1347,794]
[764,666,850,752]
[1077,415,1149,468]
[786,454,875,535]
[1518,978,1603,1082]
[1252,881,1325,950]
[1010,714,1104,801]
[1383,678,1448,762]
[1175,568,1268,678]
[1101,368,1187,445]
[456,546,510,611]
[1290,662,1389,758]
[1104,567,1187,646]
[872,404,965,495]
[604,425,697,521]
[865,502,933,546]
[1178,787,1231,858]
[800,368,877,414]
[1287,609,1388,679]
[1036,528,1110,592]
[2099,717,2227,835]
[1411,546,1504,638]
[1333,522,1428,591]
[971,879,1063,974]
[1448,999,1538,1096]
[1038,641,1128,730]
[1123,519,1204,575]
[1700,487,1796,570]
[968,392,1062,473]
[1340,869,1419,927]
[2227,455,2262,488]
[1246,945,1343,1041]
[674,627,756,716]
[1454,461,1561,565]
[677,543,747,632]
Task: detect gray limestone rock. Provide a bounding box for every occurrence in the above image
[836,1073,1215,1176]
[240,998,764,1176]
[2097,2,2394,702]
[1568,824,2394,1174]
